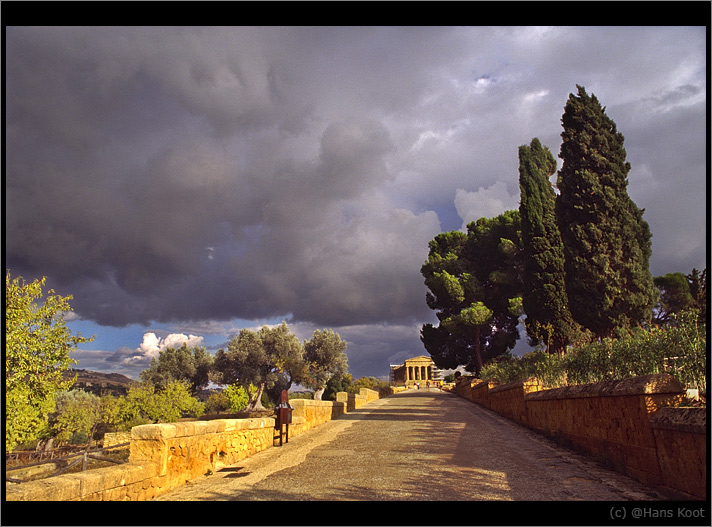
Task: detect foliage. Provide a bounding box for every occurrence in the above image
[686,268,707,323]
[556,86,657,338]
[213,322,306,410]
[302,329,349,400]
[119,380,204,426]
[204,392,231,414]
[223,383,256,412]
[259,322,308,389]
[140,343,213,394]
[42,381,207,444]
[348,376,390,394]
[479,310,706,392]
[481,350,565,387]
[518,138,583,353]
[5,271,94,451]
[421,211,523,376]
[653,269,706,326]
[287,391,314,400]
[48,390,103,444]
[323,373,353,401]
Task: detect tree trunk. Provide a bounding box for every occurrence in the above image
[313,386,325,401]
[473,326,483,376]
[248,382,266,410]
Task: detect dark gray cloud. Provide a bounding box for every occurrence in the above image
[5,26,706,378]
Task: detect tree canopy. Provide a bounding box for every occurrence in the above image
[556,85,657,338]
[5,271,94,451]
[303,329,349,400]
[653,269,707,326]
[518,138,584,352]
[420,210,523,375]
[139,343,213,394]
[212,322,306,410]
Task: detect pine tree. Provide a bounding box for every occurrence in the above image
[518,138,581,352]
[420,211,522,376]
[556,86,657,338]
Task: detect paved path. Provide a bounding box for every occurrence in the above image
[153,389,666,501]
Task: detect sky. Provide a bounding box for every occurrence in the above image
[5,26,708,382]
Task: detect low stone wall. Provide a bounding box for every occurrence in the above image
[454,376,476,400]
[470,379,498,408]
[290,398,346,431]
[488,378,542,425]
[525,375,684,491]
[5,388,385,501]
[649,407,706,500]
[454,373,705,500]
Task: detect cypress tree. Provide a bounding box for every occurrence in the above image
[556,86,657,338]
[518,138,581,352]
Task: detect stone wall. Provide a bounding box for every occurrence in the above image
[649,407,707,500]
[454,373,706,500]
[335,388,380,411]
[470,379,498,408]
[488,378,542,424]
[5,388,384,501]
[103,431,131,448]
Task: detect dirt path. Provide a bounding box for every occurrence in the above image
[153,389,665,501]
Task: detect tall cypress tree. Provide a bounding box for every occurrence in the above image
[556,86,657,338]
[518,138,581,352]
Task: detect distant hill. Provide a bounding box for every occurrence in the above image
[63,369,138,397]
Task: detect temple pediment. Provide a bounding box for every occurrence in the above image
[389,355,441,386]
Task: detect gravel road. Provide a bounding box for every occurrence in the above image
[153,389,666,502]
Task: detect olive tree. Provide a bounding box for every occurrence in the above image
[303,329,349,400]
[213,323,306,410]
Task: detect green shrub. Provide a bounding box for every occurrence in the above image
[204,391,231,414]
[288,391,314,400]
[223,384,252,412]
[479,310,706,392]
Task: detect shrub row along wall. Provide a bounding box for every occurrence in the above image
[455,373,706,500]
[5,388,391,501]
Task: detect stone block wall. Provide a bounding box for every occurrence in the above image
[360,388,380,403]
[103,431,131,448]
[649,407,706,500]
[129,417,276,492]
[290,399,346,431]
[470,379,498,408]
[454,372,705,500]
[335,388,378,411]
[6,389,387,501]
[524,375,684,489]
[454,376,476,400]
[6,417,276,501]
[488,378,542,425]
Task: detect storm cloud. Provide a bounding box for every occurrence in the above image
[5,26,707,379]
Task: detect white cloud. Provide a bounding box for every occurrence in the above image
[454,181,520,230]
[133,332,204,360]
[523,89,549,102]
